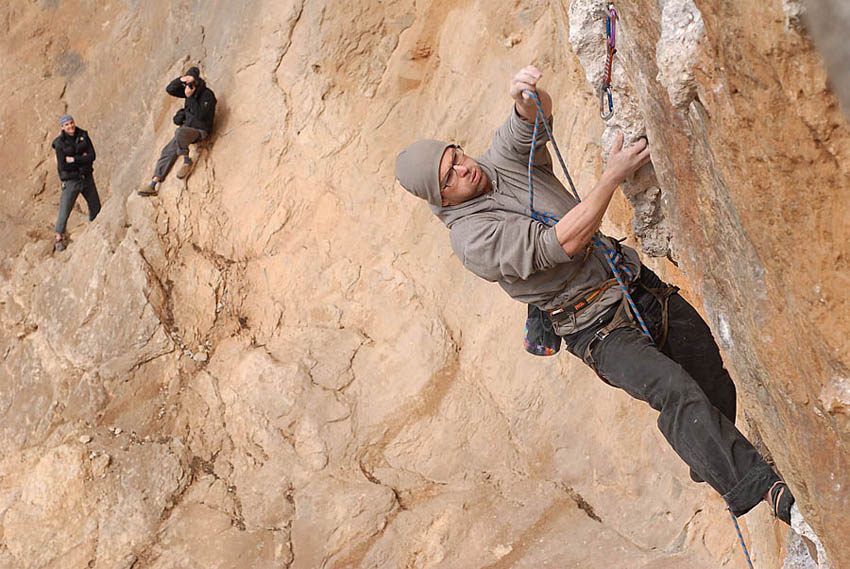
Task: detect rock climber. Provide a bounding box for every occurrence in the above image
[394,65,795,525]
[51,114,101,252]
[138,66,216,196]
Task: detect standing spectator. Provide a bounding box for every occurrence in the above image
[51,114,100,252]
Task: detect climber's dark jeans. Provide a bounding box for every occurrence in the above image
[563,266,779,516]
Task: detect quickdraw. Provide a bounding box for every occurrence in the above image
[599,4,617,120]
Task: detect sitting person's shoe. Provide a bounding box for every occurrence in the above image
[176,157,193,179]
[137,181,158,196]
[767,480,795,525]
[53,236,67,252]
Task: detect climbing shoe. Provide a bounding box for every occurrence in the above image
[53,236,67,252]
[176,157,193,179]
[137,181,158,196]
[767,481,795,525]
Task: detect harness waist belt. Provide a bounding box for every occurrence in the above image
[549,279,618,323]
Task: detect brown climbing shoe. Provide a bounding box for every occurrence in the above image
[53,236,67,252]
[137,181,158,196]
[175,158,193,180]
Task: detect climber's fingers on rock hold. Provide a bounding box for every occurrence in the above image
[605,131,652,182]
[629,136,651,166]
[623,135,650,163]
[611,130,625,152]
[637,143,652,166]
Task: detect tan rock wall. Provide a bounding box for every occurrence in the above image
[0,1,847,568]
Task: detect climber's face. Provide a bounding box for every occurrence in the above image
[438,145,491,206]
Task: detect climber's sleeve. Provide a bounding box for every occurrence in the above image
[449,213,572,282]
[485,107,553,171]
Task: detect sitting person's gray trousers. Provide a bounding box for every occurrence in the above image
[563,266,779,517]
[153,125,206,180]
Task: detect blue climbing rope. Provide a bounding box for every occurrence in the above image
[729,509,756,569]
[524,89,652,340]
[523,88,758,569]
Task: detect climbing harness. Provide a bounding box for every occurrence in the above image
[524,88,758,569]
[549,278,617,321]
[524,89,651,340]
[599,5,617,120]
[635,280,678,350]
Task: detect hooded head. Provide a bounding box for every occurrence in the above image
[184,67,205,94]
[395,139,452,208]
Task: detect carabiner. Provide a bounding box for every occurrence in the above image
[599,85,614,120]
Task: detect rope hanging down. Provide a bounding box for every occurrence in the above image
[523,89,652,340]
[600,5,617,120]
[729,509,756,569]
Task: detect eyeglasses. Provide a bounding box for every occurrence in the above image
[441,146,465,190]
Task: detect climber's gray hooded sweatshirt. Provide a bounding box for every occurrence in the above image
[395,107,641,335]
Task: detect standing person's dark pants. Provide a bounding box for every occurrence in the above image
[563,266,779,517]
[153,126,206,180]
[55,174,101,235]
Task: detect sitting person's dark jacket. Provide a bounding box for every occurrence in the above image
[166,66,216,134]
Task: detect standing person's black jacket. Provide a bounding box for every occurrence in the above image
[166,67,217,134]
[51,127,96,181]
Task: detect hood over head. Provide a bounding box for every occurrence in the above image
[395,139,453,208]
[185,67,206,95]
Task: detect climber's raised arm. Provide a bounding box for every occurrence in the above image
[554,131,650,256]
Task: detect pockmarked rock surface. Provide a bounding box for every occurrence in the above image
[0,1,847,568]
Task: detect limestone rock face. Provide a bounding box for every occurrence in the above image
[0,1,847,568]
